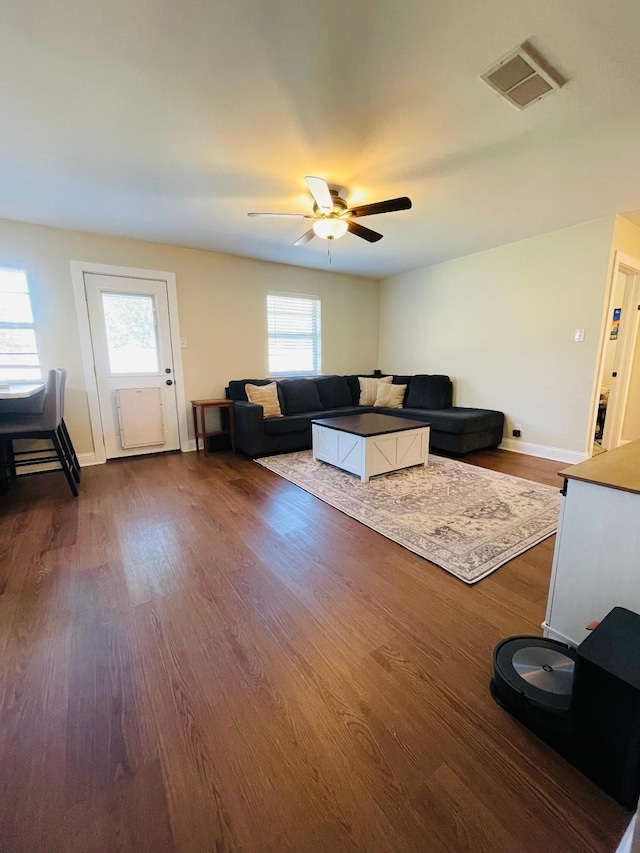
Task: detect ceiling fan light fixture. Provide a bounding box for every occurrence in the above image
[312,217,348,240]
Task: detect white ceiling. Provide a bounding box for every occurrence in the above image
[2,0,640,278]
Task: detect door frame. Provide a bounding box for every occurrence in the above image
[589,250,640,454]
[71,260,189,465]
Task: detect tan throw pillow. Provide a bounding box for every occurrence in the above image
[358,375,392,406]
[245,382,282,418]
[374,383,406,409]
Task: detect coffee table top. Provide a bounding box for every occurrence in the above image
[311,412,429,437]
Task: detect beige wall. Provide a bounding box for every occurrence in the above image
[379,217,616,454]
[0,218,379,455]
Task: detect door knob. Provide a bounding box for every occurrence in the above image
[166,379,173,386]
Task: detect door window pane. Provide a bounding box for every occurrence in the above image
[102,292,159,374]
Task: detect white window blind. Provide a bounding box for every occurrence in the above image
[0,268,42,383]
[267,293,321,377]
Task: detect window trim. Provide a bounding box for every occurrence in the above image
[267,291,322,378]
[0,266,42,384]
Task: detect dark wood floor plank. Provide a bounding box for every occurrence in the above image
[0,449,629,852]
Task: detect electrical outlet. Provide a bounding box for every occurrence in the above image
[512,429,521,438]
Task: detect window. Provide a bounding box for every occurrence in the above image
[0,268,42,383]
[267,293,321,376]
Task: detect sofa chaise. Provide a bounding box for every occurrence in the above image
[225,374,504,458]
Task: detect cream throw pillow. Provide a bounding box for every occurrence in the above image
[245,382,282,418]
[374,383,406,409]
[358,375,392,406]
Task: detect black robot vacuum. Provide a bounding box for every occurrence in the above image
[491,635,577,750]
[491,610,640,809]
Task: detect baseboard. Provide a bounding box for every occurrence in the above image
[499,438,587,465]
[78,452,98,467]
[541,621,578,649]
[183,439,197,452]
[15,450,98,476]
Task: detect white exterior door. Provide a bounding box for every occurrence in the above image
[84,273,180,459]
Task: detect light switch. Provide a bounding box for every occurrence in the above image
[574,329,585,342]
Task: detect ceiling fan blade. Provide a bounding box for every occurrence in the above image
[305,176,333,213]
[294,229,316,246]
[347,221,383,243]
[346,196,412,218]
[248,212,313,218]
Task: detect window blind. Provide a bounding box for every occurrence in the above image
[267,293,321,377]
[0,268,42,383]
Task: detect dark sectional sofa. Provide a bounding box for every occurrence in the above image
[225,374,504,458]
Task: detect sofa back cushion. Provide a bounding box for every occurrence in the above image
[405,375,452,410]
[344,375,361,405]
[392,375,413,405]
[279,378,323,415]
[314,376,352,409]
[245,382,282,418]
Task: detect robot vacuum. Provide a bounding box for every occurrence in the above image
[491,636,577,746]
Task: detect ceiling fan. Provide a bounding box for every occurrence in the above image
[248,176,412,246]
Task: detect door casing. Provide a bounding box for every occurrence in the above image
[71,260,189,465]
[590,251,640,455]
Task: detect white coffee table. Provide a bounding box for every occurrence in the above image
[311,412,430,483]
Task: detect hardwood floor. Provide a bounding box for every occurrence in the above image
[0,449,629,852]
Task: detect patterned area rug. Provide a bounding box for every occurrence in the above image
[256,451,561,584]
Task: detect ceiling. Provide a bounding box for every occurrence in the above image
[2,0,640,278]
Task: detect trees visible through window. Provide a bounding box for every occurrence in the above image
[0,268,42,383]
[267,293,321,376]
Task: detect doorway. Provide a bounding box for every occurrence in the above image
[592,252,640,454]
[72,262,189,465]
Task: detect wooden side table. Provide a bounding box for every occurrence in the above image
[191,398,235,455]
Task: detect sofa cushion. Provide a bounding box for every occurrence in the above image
[314,376,353,409]
[344,375,361,405]
[394,407,504,434]
[358,375,392,405]
[245,382,282,418]
[306,406,369,421]
[405,375,452,410]
[227,378,273,402]
[391,375,412,405]
[374,383,406,409]
[263,415,309,435]
[279,378,323,415]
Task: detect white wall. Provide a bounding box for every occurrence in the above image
[0,218,379,456]
[379,217,615,456]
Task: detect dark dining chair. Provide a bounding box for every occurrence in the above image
[0,368,80,496]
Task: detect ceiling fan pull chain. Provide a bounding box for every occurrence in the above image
[328,240,332,265]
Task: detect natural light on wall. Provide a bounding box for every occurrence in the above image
[0,268,42,383]
[267,293,321,377]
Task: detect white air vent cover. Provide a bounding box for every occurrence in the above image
[481,43,565,109]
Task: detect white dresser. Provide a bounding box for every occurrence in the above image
[543,439,640,648]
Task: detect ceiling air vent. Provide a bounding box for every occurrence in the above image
[481,43,565,109]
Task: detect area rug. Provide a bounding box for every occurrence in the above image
[256,451,561,584]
